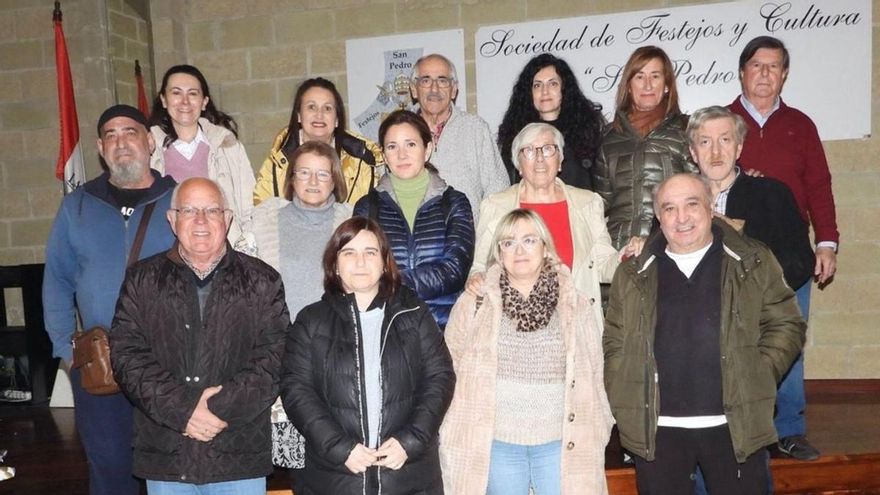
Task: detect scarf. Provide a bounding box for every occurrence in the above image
[500,262,559,333]
[627,103,667,138]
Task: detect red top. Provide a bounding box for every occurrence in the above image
[729,97,839,244]
[520,200,574,268]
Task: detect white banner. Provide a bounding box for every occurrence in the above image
[475,0,870,141]
[346,30,466,142]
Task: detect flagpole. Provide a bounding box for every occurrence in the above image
[54,0,86,194]
[135,60,151,119]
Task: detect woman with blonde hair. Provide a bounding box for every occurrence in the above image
[442,209,613,495]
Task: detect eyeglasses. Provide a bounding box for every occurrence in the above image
[171,206,228,219]
[498,235,544,253]
[413,76,454,89]
[294,168,333,182]
[519,144,559,161]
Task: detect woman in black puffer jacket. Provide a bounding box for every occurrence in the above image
[353,110,475,329]
[281,217,455,495]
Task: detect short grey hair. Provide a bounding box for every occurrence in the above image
[487,208,560,269]
[170,177,229,210]
[511,122,565,171]
[652,173,713,216]
[411,53,458,82]
[686,105,748,146]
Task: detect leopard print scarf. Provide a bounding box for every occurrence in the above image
[500,262,559,333]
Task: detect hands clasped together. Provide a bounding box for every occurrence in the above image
[344,438,409,474]
[183,385,228,442]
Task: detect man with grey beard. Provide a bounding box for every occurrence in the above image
[43,104,177,495]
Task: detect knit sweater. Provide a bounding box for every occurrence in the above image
[728,97,839,244]
[494,312,566,445]
[245,197,351,318]
[416,104,510,222]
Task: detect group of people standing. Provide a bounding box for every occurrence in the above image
[42,32,836,495]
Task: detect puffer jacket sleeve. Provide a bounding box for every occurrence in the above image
[390,307,456,459]
[110,267,202,432]
[592,138,613,209]
[756,250,807,383]
[253,129,288,205]
[205,269,289,427]
[281,306,358,467]
[400,192,475,301]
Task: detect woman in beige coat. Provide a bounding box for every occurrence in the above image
[441,209,614,495]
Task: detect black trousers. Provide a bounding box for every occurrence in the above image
[633,424,769,495]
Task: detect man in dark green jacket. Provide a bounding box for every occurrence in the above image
[603,173,805,494]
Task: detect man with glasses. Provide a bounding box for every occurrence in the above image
[410,53,509,221]
[110,177,289,494]
[43,104,177,495]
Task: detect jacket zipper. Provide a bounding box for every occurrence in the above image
[374,305,419,494]
[345,301,370,495]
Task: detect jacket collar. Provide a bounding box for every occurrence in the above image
[83,169,176,206]
[635,218,756,274]
[165,240,235,271]
[375,168,448,203]
[151,118,236,149]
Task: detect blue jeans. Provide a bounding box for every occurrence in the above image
[487,440,561,495]
[774,281,811,438]
[70,368,139,495]
[147,477,265,495]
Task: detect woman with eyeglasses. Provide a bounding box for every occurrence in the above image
[149,64,255,245]
[254,77,383,206]
[353,110,474,330]
[496,53,605,188]
[242,140,352,479]
[467,123,641,333]
[441,209,614,495]
[593,46,697,249]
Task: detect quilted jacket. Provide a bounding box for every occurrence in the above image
[281,287,455,495]
[110,245,290,484]
[353,171,475,329]
[593,111,697,249]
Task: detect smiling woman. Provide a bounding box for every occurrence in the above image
[148,65,255,246]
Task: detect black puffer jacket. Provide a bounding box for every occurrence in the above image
[281,287,455,495]
[593,111,697,249]
[110,246,290,484]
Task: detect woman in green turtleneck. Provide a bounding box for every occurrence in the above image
[353,110,475,329]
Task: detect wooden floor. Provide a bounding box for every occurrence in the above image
[0,380,878,495]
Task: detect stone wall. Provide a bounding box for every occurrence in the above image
[0,0,877,377]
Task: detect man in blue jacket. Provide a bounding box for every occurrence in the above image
[43,104,176,495]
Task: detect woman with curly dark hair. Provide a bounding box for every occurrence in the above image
[497,53,605,189]
[149,64,254,245]
[592,46,697,249]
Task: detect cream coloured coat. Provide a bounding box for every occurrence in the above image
[440,262,614,495]
[471,179,620,332]
[150,118,255,246]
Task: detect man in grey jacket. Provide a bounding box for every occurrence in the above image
[604,173,805,494]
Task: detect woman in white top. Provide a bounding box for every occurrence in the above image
[148,64,255,245]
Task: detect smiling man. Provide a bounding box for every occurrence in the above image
[43,104,177,495]
[110,177,289,494]
[410,54,509,221]
[604,173,806,494]
[729,35,835,461]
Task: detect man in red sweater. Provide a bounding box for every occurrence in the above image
[729,35,838,462]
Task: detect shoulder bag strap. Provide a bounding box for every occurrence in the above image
[128,202,156,267]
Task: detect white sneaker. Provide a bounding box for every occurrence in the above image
[0,389,31,402]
